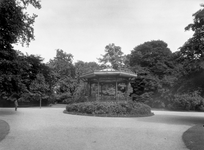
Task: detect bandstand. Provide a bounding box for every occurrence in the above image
[80,68,137,101]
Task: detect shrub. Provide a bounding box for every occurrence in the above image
[167,91,204,111]
[73,95,89,103]
[54,93,72,104]
[66,101,152,116]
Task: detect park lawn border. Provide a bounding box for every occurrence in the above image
[0,120,10,142]
[63,110,154,118]
[182,124,204,150]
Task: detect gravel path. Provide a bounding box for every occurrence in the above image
[0,107,204,150]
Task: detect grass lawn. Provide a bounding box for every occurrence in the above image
[183,124,204,150]
[0,120,10,142]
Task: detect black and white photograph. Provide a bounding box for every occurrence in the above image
[0,0,204,150]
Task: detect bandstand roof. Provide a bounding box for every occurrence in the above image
[80,68,137,83]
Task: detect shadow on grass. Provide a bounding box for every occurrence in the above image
[183,124,204,150]
[0,120,10,142]
[137,114,204,126]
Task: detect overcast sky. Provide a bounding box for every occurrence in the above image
[14,0,203,63]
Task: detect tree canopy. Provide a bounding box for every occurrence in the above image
[0,0,41,48]
[128,40,173,78]
[98,43,125,70]
[180,4,204,60]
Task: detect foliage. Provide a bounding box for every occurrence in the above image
[178,5,204,75]
[98,43,125,70]
[172,71,204,97]
[180,4,204,61]
[128,40,173,78]
[48,49,76,96]
[48,49,75,78]
[75,61,101,78]
[0,0,41,47]
[72,82,89,103]
[129,72,163,107]
[53,93,72,104]
[175,5,204,97]
[167,91,204,111]
[19,54,53,90]
[0,51,53,104]
[0,0,43,101]
[130,75,160,96]
[0,52,52,98]
[30,73,49,95]
[66,101,152,116]
[127,40,183,107]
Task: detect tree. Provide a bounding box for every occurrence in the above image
[127,40,176,107]
[75,61,100,78]
[74,61,101,101]
[177,4,204,96]
[29,73,49,107]
[18,54,53,93]
[48,49,76,97]
[98,43,125,70]
[130,74,161,105]
[0,0,41,47]
[48,49,75,78]
[0,0,41,98]
[180,4,204,61]
[128,40,172,78]
[179,4,204,74]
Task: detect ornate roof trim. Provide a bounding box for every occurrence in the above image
[80,68,137,79]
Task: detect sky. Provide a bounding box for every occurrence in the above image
[14,0,204,63]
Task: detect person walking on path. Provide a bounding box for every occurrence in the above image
[10,93,20,111]
[14,99,18,111]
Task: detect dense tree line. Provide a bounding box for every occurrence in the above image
[0,0,45,105]
[1,1,204,110]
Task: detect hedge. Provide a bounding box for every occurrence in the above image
[167,92,204,111]
[65,101,153,117]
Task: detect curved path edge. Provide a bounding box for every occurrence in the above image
[0,119,10,142]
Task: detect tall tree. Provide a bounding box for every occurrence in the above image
[175,4,204,96]
[75,61,100,78]
[0,0,41,98]
[128,40,173,78]
[127,40,176,107]
[48,49,74,78]
[18,54,53,93]
[179,4,204,75]
[48,49,76,96]
[180,4,204,61]
[98,43,125,70]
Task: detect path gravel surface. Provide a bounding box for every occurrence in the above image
[0,106,204,150]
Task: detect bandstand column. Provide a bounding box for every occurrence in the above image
[89,82,92,97]
[100,83,103,100]
[115,78,118,101]
[97,78,100,101]
[126,80,129,101]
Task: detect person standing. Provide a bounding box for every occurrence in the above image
[14,99,18,111]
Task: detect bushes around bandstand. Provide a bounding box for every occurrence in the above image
[65,101,153,117]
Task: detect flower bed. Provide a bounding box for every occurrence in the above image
[65,101,153,117]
